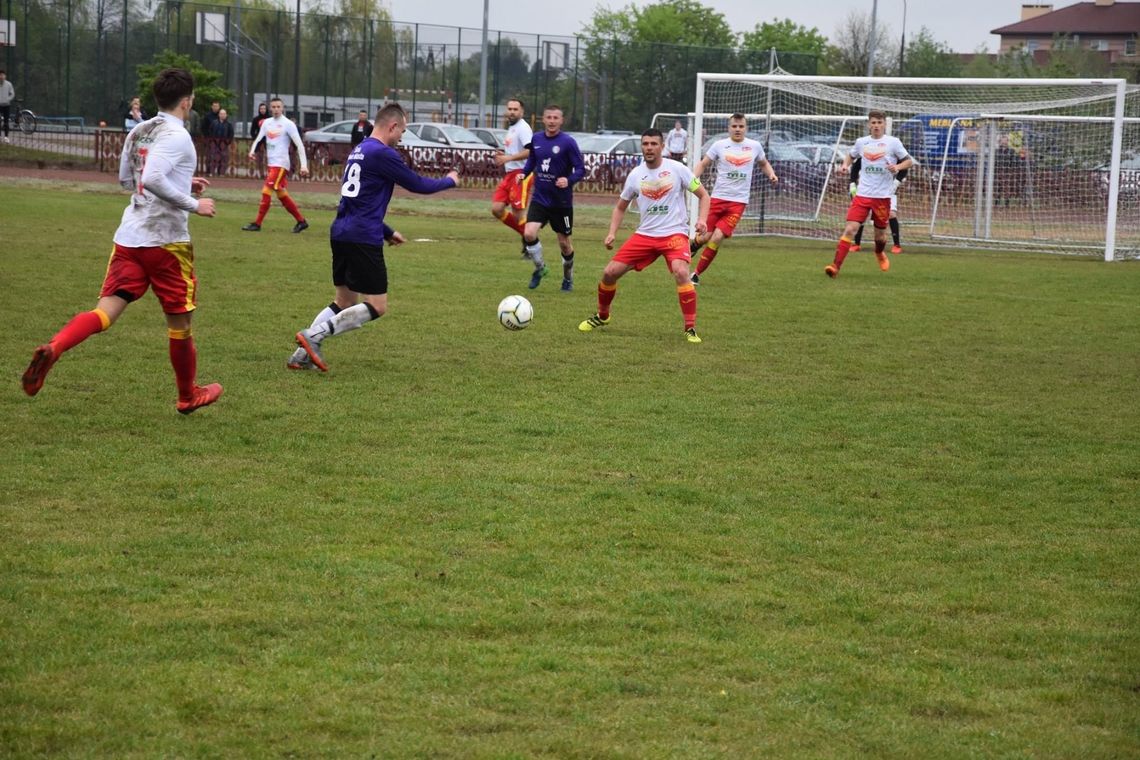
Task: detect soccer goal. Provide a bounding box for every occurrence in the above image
[693,72,1138,261]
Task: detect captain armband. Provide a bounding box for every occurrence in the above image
[688,177,702,192]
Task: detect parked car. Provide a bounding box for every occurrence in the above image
[303,119,365,165]
[578,134,643,184]
[405,122,491,150]
[1095,152,1140,198]
[469,127,508,149]
[790,142,847,166]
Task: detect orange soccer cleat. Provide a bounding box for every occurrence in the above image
[891,245,902,254]
[849,244,861,252]
[876,252,891,272]
[824,264,839,278]
[177,383,224,415]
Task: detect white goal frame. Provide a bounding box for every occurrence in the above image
[694,73,1130,262]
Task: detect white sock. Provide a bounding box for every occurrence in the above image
[322,303,379,339]
[310,302,342,329]
[527,240,544,268]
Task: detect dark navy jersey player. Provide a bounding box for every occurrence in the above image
[519,104,585,291]
[290,102,459,372]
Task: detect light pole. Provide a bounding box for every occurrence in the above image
[898,0,907,76]
[866,0,878,78]
[477,0,489,128]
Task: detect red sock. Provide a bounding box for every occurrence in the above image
[598,281,617,319]
[50,309,110,354]
[279,192,304,222]
[695,241,719,275]
[168,330,197,401]
[497,209,525,236]
[834,237,853,268]
[677,283,697,330]
[254,194,272,225]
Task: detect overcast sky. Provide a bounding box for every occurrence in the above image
[386,0,1022,54]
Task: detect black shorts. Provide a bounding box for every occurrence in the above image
[526,202,574,236]
[331,239,388,295]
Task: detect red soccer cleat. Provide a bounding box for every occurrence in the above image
[891,245,902,254]
[824,264,839,278]
[849,244,861,252]
[177,383,224,415]
[22,344,59,397]
[876,252,891,272]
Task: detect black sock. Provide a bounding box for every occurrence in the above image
[889,218,900,246]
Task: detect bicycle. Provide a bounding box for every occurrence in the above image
[9,100,37,135]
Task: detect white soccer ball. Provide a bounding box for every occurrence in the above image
[497,295,533,331]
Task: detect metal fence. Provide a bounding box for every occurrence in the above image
[0,0,819,137]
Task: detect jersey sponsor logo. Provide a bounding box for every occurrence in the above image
[541,158,551,172]
[723,148,753,167]
[862,147,887,162]
[267,128,283,140]
[639,177,674,200]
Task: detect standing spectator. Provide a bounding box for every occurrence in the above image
[289,103,460,372]
[0,70,14,143]
[243,97,310,233]
[124,97,147,132]
[21,67,223,414]
[577,129,710,344]
[665,119,688,161]
[249,102,269,177]
[209,108,235,176]
[350,109,373,146]
[489,97,533,255]
[202,100,221,137]
[518,104,584,291]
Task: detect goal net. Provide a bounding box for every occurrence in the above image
[693,72,1138,261]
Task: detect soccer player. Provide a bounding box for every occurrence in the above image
[519,104,584,291]
[826,110,912,277]
[578,128,711,344]
[289,103,459,372]
[666,119,688,161]
[489,98,533,255]
[689,113,778,285]
[849,156,907,254]
[21,68,223,414]
[243,97,310,233]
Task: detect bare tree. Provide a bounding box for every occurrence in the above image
[826,10,896,76]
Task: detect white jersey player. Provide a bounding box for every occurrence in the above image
[825,110,912,278]
[243,97,310,233]
[490,97,534,250]
[578,129,711,344]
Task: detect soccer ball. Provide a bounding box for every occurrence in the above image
[497,295,533,331]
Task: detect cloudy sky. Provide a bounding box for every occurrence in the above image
[386,0,1024,54]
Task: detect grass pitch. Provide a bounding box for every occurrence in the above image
[1,181,1138,757]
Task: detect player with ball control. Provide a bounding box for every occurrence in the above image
[290,103,459,372]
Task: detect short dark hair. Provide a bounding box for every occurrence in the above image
[375,102,407,126]
[642,128,663,141]
[507,98,524,110]
[542,103,562,114]
[0,70,6,76]
[152,68,194,110]
[868,110,886,121]
[729,113,747,123]
[270,97,284,105]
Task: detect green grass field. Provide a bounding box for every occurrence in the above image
[2,181,1138,758]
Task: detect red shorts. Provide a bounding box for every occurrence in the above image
[101,242,197,314]
[264,165,289,191]
[612,232,691,272]
[847,196,890,228]
[707,198,748,238]
[492,169,531,210]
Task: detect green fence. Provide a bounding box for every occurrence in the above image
[1,0,818,133]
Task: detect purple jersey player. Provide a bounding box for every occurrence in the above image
[519,104,585,291]
[291,103,459,372]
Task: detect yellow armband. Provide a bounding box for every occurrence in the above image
[688,177,701,192]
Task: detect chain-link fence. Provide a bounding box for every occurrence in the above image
[1,0,818,135]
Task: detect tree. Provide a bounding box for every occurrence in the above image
[136,51,234,118]
[824,10,896,76]
[740,18,827,75]
[579,0,737,129]
[901,27,962,78]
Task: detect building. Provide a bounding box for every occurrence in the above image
[991,0,1140,63]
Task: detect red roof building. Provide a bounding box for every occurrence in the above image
[992,0,1140,62]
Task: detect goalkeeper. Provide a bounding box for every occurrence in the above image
[849,156,908,254]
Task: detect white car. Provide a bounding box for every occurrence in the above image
[469,127,508,149]
[405,122,492,150]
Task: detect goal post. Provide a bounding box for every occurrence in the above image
[693,72,1136,261]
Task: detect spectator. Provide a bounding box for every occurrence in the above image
[202,100,221,136]
[350,109,373,146]
[124,97,147,132]
[250,102,269,178]
[209,108,235,176]
[0,70,14,143]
